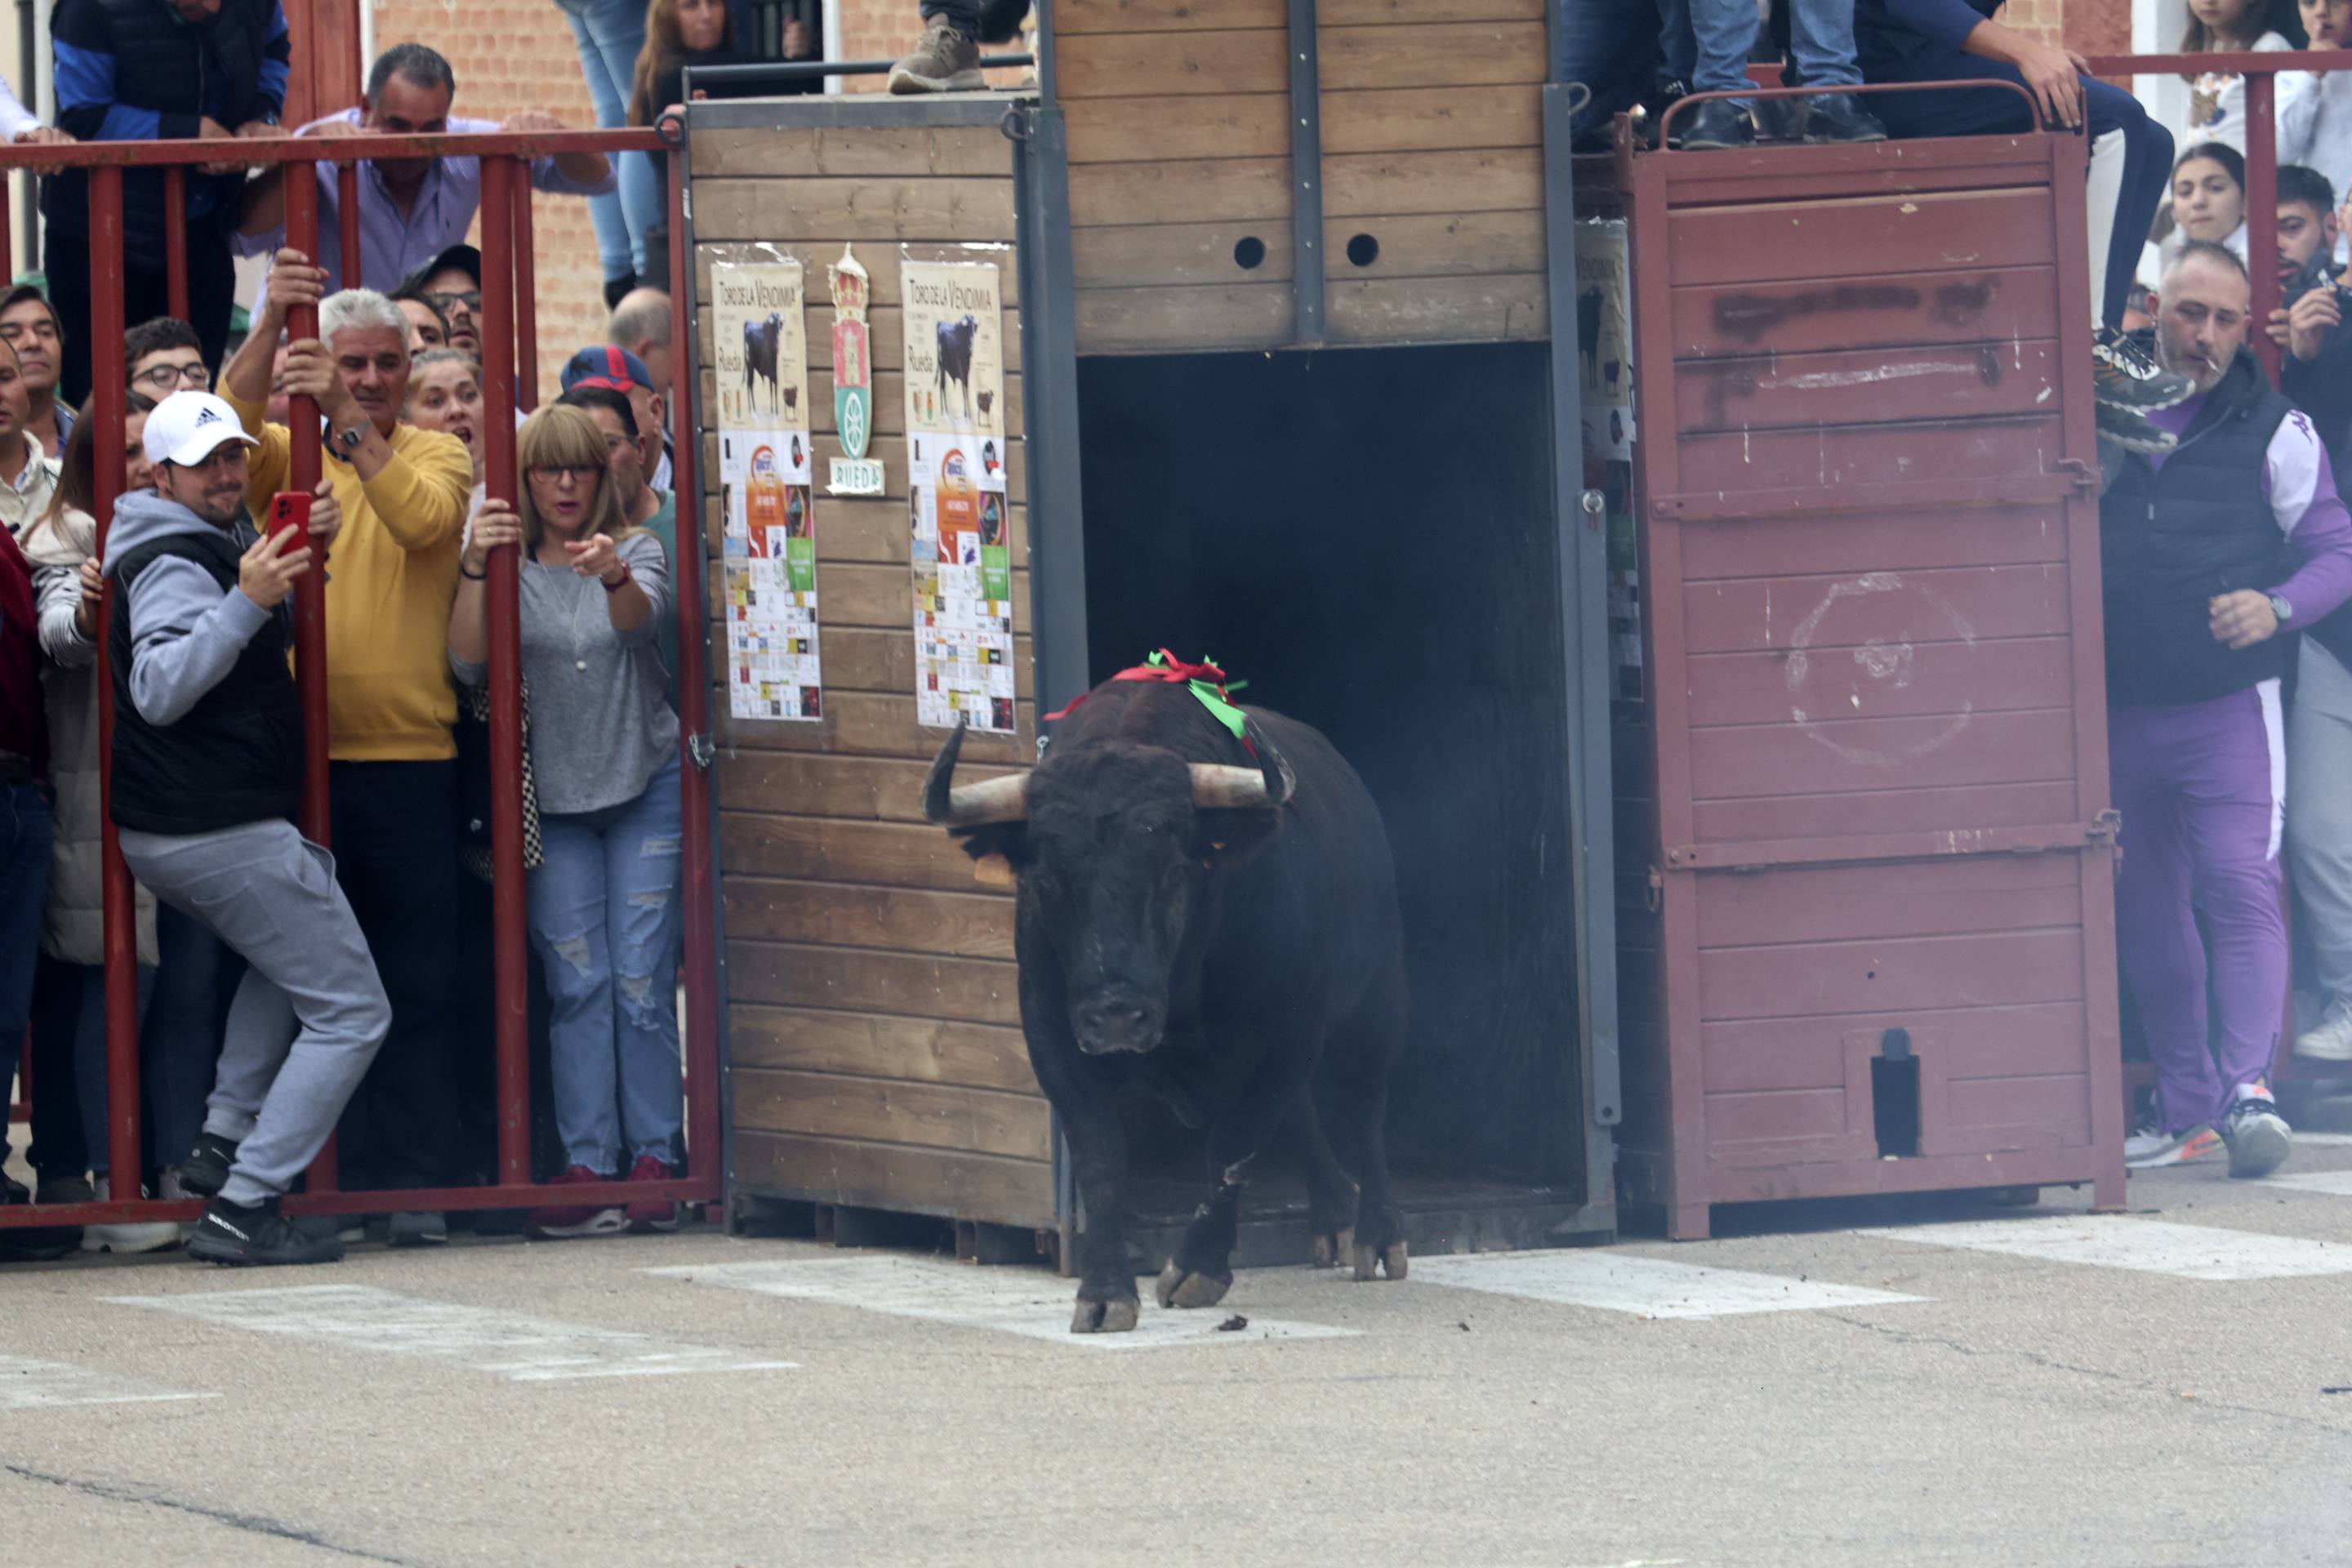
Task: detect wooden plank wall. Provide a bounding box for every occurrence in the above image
[1058,0,1296,352]
[689,119,1056,1229]
[1316,0,1548,345]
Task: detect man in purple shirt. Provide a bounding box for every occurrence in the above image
[233,43,613,310]
[2100,239,2352,1178]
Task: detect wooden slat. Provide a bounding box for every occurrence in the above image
[718,559,1030,632]
[1319,0,1541,19]
[1073,220,1294,288]
[1317,21,1547,91]
[1323,148,1540,217]
[714,693,1036,761]
[1687,708,2078,804]
[1696,928,2084,1023]
[1054,0,1284,32]
[734,1068,1049,1161]
[1321,85,1540,156]
[817,626,1036,699]
[1074,283,1293,353]
[690,178,1018,243]
[689,125,1011,180]
[1326,273,1547,344]
[1323,210,1542,279]
[1679,508,2068,581]
[1685,636,2074,729]
[1673,341,2063,435]
[1675,416,2065,494]
[1669,265,2060,360]
[1682,563,2069,655]
[696,244,1023,310]
[727,942,1019,1026]
[715,752,1018,825]
[723,877,1015,959]
[1058,29,1289,97]
[720,815,988,892]
[1695,856,2081,950]
[1702,1003,2089,1095]
[695,369,1029,441]
[1068,156,1291,227]
[1666,189,2054,288]
[705,497,1028,567]
[728,1005,1038,1093]
[1693,782,2078,846]
[1063,94,1289,163]
[735,1129,1051,1226]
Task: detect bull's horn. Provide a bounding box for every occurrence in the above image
[1190,729,1295,811]
[923,719,1030,826]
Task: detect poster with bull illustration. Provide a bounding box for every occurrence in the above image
[710,256,822,722]
[901,256,1013,734]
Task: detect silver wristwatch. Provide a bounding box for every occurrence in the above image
[2270,592,2295,626]
[332,422,365,453]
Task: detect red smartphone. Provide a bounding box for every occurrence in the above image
[265,491,311,552]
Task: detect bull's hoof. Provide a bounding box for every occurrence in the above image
[1154,1259,1233,1310]
[1352,1241,1408,1281]
[1071,1295,1141,1334]
[1310,1227,1356,1268]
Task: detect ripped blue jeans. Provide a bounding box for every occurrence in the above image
[526,755,684,1173]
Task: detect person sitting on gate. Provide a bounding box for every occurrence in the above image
[234,42,613,314]
[220,250,475,1248]
[558,382,679,710]
[448,403,684,1241]
[126,318,212,401]
[101,389,379,1267]
[2103,239,2352,1178]
[0,286,77,459]
[889,0,1030,96]
[559,345,672,492]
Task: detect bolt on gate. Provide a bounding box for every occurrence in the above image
[0,126,723,1228]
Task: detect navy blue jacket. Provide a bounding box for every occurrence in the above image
[1855,0,2003,65]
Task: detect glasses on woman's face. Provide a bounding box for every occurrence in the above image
[527,462,599,486]
[134,361,211,393]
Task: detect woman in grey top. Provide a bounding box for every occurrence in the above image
[449,403,683,1240]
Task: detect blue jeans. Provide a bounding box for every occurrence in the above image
[143,900,242,1169]
[527,756,684,1173]
[28,956,157,1178]
[1,783,51,1095]
[1563,0,1661,135]
[1692,0,1860,95]
[553,0,664,284]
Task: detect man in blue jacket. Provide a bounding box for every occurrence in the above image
[44,0,292,406]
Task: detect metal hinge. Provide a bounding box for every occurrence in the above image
[687,733,717,770]
[1001,105,1034,143]
[2057,457,2100,493]
[2087,808,2121,843]
[1646,866,1664,912]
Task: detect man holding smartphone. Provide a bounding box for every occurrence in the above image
[103,390,376,1266]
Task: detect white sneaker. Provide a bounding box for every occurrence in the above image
[80,1174,181,1254]
[2222,1091,2293,1180]
[2295,994,2352,1062]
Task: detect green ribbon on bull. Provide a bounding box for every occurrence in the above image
[1143,650,1250,744]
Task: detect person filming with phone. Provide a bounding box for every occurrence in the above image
[101,390,381,1266]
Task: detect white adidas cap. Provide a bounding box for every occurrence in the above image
[144,390,259,468]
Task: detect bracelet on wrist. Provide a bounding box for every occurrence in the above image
[460,563,488,581]
[600,560,633,594]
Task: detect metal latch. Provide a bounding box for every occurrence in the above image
[687,733,717,769]
[1646,866,1663,912]
[2057,457,2101,493]
[2087,808,2121,843]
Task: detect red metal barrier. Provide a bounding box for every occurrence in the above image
[1,127,720,1229]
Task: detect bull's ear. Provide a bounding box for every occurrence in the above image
[951,822,1030,871]
[1192,806,1284,866]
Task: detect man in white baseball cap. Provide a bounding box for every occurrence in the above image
[102,389,385,1267]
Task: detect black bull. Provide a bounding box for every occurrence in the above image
[925,679,1408,1333]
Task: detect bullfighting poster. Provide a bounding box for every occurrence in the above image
[1573,219,1633,461]
[901,256,1013,734]
[710,255,821,722]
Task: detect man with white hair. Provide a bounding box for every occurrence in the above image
[606,287,672,399]
[2105,238,2352,1178]
[220,247,473,1245]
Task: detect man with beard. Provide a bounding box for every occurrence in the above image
[2105,240,2352,1176]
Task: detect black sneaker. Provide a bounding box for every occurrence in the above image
[188,1196,346,1267]
[1673,99,1756,151]
[2097,399,2179,453]
[1805,92,1889,145]
[2221,1092,2293,1179]
[176,1132,239,1198]
[2093,324,2196,410]
[0,1176,82,1263]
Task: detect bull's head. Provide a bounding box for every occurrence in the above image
[924,720,1294,1056]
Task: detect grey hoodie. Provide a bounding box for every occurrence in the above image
[103,490,277,728]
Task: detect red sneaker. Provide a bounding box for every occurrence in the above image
[527,1165,626,1239]
[624,1154,681,1232]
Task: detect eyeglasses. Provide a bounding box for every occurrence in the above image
[527,462,599,484]
[133,363,211,392]
[426,291,482,314]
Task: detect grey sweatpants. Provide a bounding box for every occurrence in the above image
[2291,641,2352,1001]
[118,820,390,1207]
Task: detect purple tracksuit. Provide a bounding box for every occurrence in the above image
[2114,393,2352,1132]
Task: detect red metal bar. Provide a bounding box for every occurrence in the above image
[0,175,13,288]
[668,143,721,1186]
[337,163,362,291]
[161,166,189,323]
[282,160,339,1192]
[0,128,664,173]
[0,1175,715,1228]
[513,163,539,412]
[479,154,531,1188]
[88,167,140,1192]
[2244,70,2283,384]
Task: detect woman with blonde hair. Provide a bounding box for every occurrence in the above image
[448,403,681,1239]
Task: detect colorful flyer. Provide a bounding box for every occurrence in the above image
[826,244,884,497]
[710,257,821,721]
[901,256,1013,734]
[1574,218,1635,461]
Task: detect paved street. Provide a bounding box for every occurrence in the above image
[8,1104,2352,1568]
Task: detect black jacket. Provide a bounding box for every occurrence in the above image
[108,529,302,835]
[2100,348,2302,707]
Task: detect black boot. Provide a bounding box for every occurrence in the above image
[1673,99,1757,151]
[603,272,638,312]
[1804,92,1890,145]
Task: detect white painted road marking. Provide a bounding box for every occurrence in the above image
[0,1354,216,1410]
[105,1285,798,1382]
[648,1258,1360,1350]
[1405,1252,1926,1320]
[1859,1216,2352,1281]
[2269,1169,2352,1197]
[2292,1131,2352,1147]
